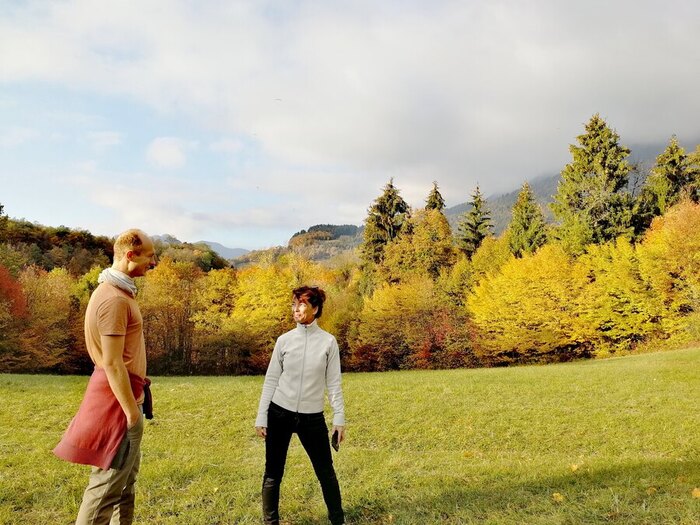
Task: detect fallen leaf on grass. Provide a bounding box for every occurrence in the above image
[692,487,700,499]
[569,463,580,473]
[552,492,565,503]
[646,487,657,496]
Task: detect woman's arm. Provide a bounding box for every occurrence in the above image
[326,337,345,442]
[254,338,283,435]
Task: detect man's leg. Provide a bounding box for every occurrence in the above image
[297,414,344,525]
[262,403,294,525]
[110,415,144,525]
[75,415,143,525]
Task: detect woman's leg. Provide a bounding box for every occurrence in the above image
[297,414,344,525]
[262,403,294,525]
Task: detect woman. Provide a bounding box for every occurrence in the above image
[255,285,346,525]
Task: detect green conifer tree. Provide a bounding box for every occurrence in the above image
[456,186,492,259]
[508,182,547,257]
[425,181,446,211]
[551,114,633,254]
[633,136,691,235]
[360,179,410,265]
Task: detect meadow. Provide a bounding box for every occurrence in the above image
[1,348,698,524]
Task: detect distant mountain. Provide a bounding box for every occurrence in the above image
[231,225,363,267]
[445,174,559,235]
[153,235,248,260]
[231,139,684,262]
[199,241,249,260]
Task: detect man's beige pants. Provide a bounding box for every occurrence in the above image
[75,414,144,525]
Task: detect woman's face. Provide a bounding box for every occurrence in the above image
[292,296,318,325]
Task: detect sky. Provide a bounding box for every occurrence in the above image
[1,0,699,250]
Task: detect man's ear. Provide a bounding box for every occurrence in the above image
[126,250,135,261]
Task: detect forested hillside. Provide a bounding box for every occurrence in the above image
[1,115,699,375]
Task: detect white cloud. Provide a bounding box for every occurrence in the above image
[209,138,243,154]
[146,137,194,169]
[0,127,40,148]
[2,0,700,247]
[88,131,122,152]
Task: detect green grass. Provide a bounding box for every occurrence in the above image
[1,348,699,524]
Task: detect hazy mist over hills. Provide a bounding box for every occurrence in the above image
[174,137,692,260]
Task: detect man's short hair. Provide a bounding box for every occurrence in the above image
[292,286,327,319]
[113,229,146,260]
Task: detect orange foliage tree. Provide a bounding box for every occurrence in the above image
[18,267,80,372]
[0,264,28,371]
[350,276,473,371]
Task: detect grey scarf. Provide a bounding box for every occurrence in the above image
[98,268,138,297]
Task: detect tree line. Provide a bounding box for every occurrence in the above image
[1,114,700,375]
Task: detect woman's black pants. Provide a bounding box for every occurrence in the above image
[262,402,344,525]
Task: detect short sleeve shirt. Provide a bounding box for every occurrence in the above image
[84,282,147,380]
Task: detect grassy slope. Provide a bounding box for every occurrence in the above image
[1,348,698,524]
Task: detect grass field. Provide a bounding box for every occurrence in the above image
[1,348,699,524]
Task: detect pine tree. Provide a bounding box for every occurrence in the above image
[633,136,691,235]
[360,179,410,265]
[457,186,492,259]
[551,114,633,254]
[508,182,547,257]
[687,144,700,203]
[425,181,446,211]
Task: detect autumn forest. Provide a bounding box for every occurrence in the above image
[1,115,700,376]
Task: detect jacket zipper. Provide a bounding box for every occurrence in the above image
[296,327,308,412]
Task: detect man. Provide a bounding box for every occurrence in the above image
[54,229,157,525]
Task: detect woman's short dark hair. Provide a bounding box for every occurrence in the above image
[292,286,326,319]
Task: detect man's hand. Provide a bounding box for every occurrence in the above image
[256,426,267,438]
[126,410,142,429]
[332,425,346,445]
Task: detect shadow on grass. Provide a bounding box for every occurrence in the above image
[339,459,700,524]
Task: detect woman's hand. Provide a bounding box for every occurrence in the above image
[256,426,267,438]
[332,425,346,444]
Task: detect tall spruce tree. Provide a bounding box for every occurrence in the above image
[687,144,700,202]
[456,186,492,259]
[551,114,633,254]
[632,136,692,235]
[425,181,446,211]
[508,182,547,257]
[360,179,410,264]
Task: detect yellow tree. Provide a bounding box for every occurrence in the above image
[468,235,513,289]
[468,244,591,363]
[229,262,296,372]
[577,238,663,354]
[436,253,472,308]
[637,199,700,342]
[191,267,242,374]
[19,267,77,371]
[382,208,456,283]
[139,258,203,374]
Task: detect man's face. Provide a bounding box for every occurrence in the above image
[292,296,317,325]
[127,238,157,278]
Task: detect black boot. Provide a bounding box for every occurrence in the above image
[261,476,281,525]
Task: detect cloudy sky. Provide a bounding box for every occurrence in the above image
[1,1,699,250]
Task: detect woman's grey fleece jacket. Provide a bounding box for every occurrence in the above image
[255,320,345,428]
